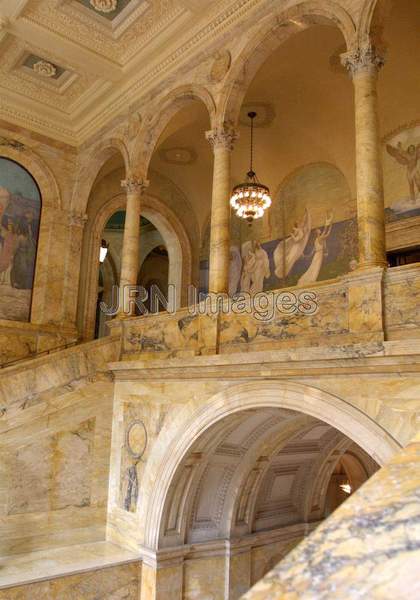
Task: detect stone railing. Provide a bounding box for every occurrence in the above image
[111,266,404,361]
[242,430,420,599]
[384,262,420,340]
[0,319,79,366]
[0,335,119,422]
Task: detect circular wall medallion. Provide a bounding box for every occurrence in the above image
[159,147,197,165]
[126,420,148,459]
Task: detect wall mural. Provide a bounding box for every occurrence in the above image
[201,162,358,294]
[384,123,420,222]
[0,158,41,322]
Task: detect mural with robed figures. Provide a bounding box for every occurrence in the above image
[384,123,420,222]
[200,162,358,295]
[0,158,41,322]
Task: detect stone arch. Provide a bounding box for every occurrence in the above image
[358,0,393,47]
[142,380,400,550]
[130,84,216,175]
[219,0,356,127]
[79,191,192,339]
[0,145,62,323]
[71,137,130,216]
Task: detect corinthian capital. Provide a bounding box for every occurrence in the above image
[341,44,385,77]
[69,211,88,228]
[121,175,149,194]
[206,124,238,152]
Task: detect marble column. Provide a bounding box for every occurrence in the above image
[342,44,387,269]
[64,211,87,332]
[206,125,237,294]
[119,175,149,316]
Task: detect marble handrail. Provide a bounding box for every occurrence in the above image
[242,432,420,599]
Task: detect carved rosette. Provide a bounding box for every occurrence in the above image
[90,0,118,13]
[341,44,385,77]
[206,124,238,152]
[121,176,149,195]
[33,60,57,78]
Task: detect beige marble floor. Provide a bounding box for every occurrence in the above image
[0,541,139,590]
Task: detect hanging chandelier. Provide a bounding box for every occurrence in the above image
[230,111,272,223]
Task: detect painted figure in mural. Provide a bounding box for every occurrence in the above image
[124,463,139,512]
[229,245,242,296]
[273,208,312,280]
[240,242,256,293]
[386,142,420,203]
[0,217,20,286]
[240,240,270,294]
[298,212,333,285]
[11,209,37,289]
[251,242,270,294]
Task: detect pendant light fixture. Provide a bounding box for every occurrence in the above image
[230,111,272,223]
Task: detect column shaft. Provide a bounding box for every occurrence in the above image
[206,126,237,294]
[343,45,387,268]
[119,176,148,315]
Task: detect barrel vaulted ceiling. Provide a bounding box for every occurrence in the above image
[0,0,244,144]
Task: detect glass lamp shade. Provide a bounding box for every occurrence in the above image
[99,240,109,263]
[230,181,272,223]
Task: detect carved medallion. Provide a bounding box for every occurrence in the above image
[210,50,231,83]
[33,60,57,78]
[90,0,118,13]
[126,419,147,459]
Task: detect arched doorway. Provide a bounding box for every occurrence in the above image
[128,381,398,598]
[93,210,173,337]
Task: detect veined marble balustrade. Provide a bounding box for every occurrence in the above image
[111,264,420,361]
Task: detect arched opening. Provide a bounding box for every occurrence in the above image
[148,393,383,597]
[78,147,189,339]
[138,245,169,313]
[133,381,399,598]
[145,95,212,301]
[225,21,355,295]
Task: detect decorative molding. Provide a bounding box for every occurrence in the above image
[159,146,197,165]
[90,0,118,13]
[206,124,238,151]
[0,135,25,150]
[341,43,385,77]
[68,210,88,227]
[121,176,149,194]
[33,59,57,78]
[209,49,231,83]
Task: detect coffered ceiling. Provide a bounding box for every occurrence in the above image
[0,0,236,144]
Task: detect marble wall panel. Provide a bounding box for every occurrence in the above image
[384,263,420,339]
[0,562,140,600]
[183,555,225,600]
[7,418,94,515]
[0,337,118,556]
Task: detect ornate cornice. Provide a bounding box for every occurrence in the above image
[341,44,385,77]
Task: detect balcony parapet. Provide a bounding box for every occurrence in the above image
[108,265,420,362]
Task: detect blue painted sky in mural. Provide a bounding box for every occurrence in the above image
[0,158,41,203]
